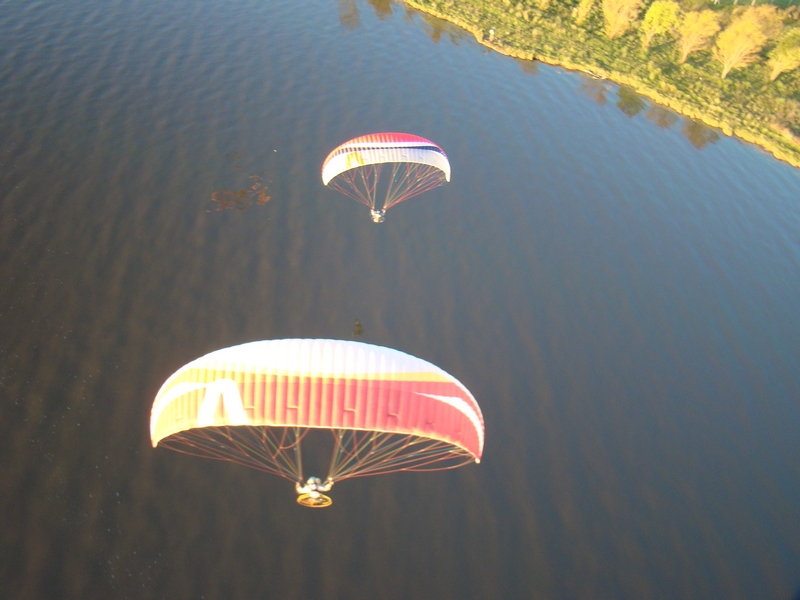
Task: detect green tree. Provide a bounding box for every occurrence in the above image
[602,0,644,39]
[768,28,800,81]
[575,0,595,25]
[677,10,720,63]
[640,0,681,50]
[714,6,782,79]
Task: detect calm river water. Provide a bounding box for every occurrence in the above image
[2,0,799,598]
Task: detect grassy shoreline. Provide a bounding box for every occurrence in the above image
[404,0,800,169]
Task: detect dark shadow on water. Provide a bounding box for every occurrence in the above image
[402,4,469,45]
[579,74,612,106]
[367,0,393,20]
[516,58,539,76]
[579,77,720,153]
[646,104,679,129]
[338,0,360,30]
[616,86,645,118]
[681,116,720,149]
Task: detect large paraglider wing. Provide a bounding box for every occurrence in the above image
[321,133,451,186]
[150,339,484,461]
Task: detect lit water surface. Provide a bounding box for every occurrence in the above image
[1,0,799,598]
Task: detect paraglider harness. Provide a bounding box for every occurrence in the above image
[296,476,334,508]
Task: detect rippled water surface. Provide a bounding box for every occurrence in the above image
[2,0,800,598]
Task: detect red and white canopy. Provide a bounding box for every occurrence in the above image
[321,133,450,186]
[151,339,483,461]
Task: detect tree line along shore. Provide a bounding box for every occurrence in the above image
[404,0,800,169]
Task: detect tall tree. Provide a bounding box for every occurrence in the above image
[575,0,595,25]
[714,6,783,79]
[640,1,681,50]
[602,0,644,39]
[768,27,800,81]
[677,10,720,63]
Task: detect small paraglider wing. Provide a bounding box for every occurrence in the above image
[321,133,450,185]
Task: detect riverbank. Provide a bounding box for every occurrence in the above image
[405,0,800,169]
